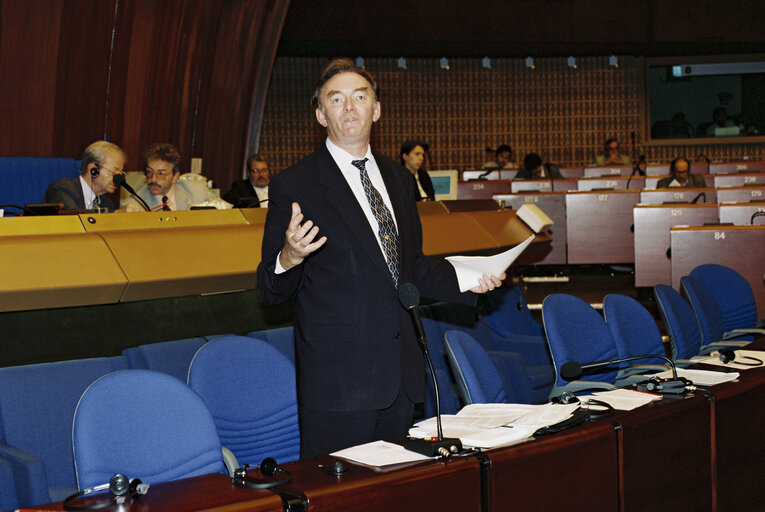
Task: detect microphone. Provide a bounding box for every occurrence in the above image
[398,283,462,457]
[718,349,763,366]
[476,169,495,180]
[113,174,151,211]
[691,192,706,204]
[560,354,691,395]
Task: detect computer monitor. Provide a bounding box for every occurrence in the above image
[428,170,458,200]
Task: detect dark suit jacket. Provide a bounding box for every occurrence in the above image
[656,174,707,188]
[257,145,474,412]
[515,163,563,179]
[43,177,115,211]
[414,168,436,201]
[222,179,262,207]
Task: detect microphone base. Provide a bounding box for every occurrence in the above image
[635,377,692,395]
[403,437,463,457]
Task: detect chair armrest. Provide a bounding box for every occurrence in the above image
[0,443,50,507]
[722,328,765,340]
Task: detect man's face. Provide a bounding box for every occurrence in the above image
[402,145,425,174]
[248,160,270,187]
[497,151,512,167]
[144,158,179,197]
[607,141,620,155]
[315,72,380,152]
[673,159,690,184]
[89,151,124,196]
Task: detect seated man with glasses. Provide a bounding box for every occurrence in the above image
[44,140,143,213]
[592,137,631,166]
[222,153,271,208]
[121,142,217,211]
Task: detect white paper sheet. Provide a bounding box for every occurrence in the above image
[651,368,740,385]
[582,389,663,410]
[331,440,432,467]
[692,350,765,371]
[446,234,535,292]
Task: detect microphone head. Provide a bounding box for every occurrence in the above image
[397,282,420,310]
[560,361,583,381]
[112,173,126,186]
[719,349,736,364]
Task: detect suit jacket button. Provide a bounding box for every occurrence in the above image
[394,332,401,339]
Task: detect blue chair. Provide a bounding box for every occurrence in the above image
[479,286,544,338]
[541,294,618,398]
[0,458,18,512]
[0,357,127,509]
[420,317,463,416]
[689,264,764,332]
[188,335,300,465]
[681,276,762,346]
[247,326,295,363]
[72,369,227,491]
[123,337,208,383]
[444,330,508,404]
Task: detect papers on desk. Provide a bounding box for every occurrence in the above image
[331,440,431,470]
[579,389,663,410]
[408,403,579,450]
[692,350,763,371]
[651,368,740,385]
[446,235,535,292]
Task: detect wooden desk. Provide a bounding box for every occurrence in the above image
[633,204,719,287]
[716,186,765,203]
[714,173,765,188]
[583,165,633,177]
[485,422,618,510]
[457,180,511,199]
[566,190,639,264]
[670,225,765,316]
[718,201,765,225]
[494,192,567,264]
[709,161,765,174]
[510,178,577,193]
[639,187,716,205]
[577,176,645,191]
[645,174,713,190]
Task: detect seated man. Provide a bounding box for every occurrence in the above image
[44,140,141,213]
[222,154,270,207]
[121,142,217,211]
[400,140,434,201]
[656,157,706,188]
[592,137,631,166]
[482,144,515,170]
[516,153,563,179]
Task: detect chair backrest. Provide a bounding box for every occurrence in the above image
[653,285,702,360]
[188,335,300,465]
[680,276,729,346]
[542,294,619,388]
[420,317,463,416]
[602,294,667,365]
[0,357,128,500]
[689,264,758,332]
[0,458,18,512]
[444,330,508,405]
[479,286,543,338]
[247,326,295,363]
[123,337,208,382]
[73,369,226,490]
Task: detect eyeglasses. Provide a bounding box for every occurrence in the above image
[248,167,270,174]
[607,145,620,151]
[144,166,173,178]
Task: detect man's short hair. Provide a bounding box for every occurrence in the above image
[79,141,126,176]
[496,144,513,157]
[604,137,619,151]
[246,154,268,170]
[142,142,182,173]
[670,156,690,174]
[399,140,429,164]
[523,153,543,171]
[311,58,380,111]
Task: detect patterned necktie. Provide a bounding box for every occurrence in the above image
[161,196,171,211]
[351,158,400,286]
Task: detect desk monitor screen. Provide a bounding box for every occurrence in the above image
[428,170,458,200]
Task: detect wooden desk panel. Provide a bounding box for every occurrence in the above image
[718,202,765,225]
[462,169,517,180]
[494,192,567,264]
[511,178,577,193]
[559,166,584,178]
[646,163,670,176]
[457,180,511,199]
[583,165,633,177]
[709,161,765,174]
[714,173,765,188]
[486,422,618,510]
[577,176,644,191]
[566,190,639,264]
[633,204,719,287]
[639,187,716,205]
[716,186,765,203]
[604,394,713,512]
[670,226,765,317]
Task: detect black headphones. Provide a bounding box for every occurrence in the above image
[719,349,763,366]
[635,377,690,394]
[63,474,149,511]
[90,165,100,177]
[232,457,293,490]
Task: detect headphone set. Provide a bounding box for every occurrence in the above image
[635,376,691,394]
[90,165,100,177]
[63,474,149,511]
[718,349,763,367]
[232,457,293,490]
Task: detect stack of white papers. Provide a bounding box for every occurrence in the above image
[651,368,740,385]
[692,350,763,371]
[446,235,535,292]
[580,389,663,410]
[331,440,431,469]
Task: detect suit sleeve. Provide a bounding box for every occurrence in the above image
[256,174,304,304]
[44,181,81,211]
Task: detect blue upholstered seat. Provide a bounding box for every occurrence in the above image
[689,264,763,332]
[122,337,208,383]
[444,330,508,405]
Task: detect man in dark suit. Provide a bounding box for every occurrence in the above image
[516,153,563,179]
[400,140,435,201]
[656,157,706,188]
[223,154,271,207]
[257,58,503,459]
[44,140,142,213]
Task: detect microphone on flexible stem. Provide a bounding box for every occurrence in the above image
[398,282,462,457]
[691,192,706,204]
[112,174,151,211]
[476,169,495,180]
[560,354,691,394]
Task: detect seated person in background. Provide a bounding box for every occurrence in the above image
[121,142,218,211]
[44,140,142,213]
[656,157,706,188]
[223,154,271,207]
[400,140,435,201]
[482,144,515,170]
[705,107,737,136]
[516,153,563,179]
[592,137,631,166]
